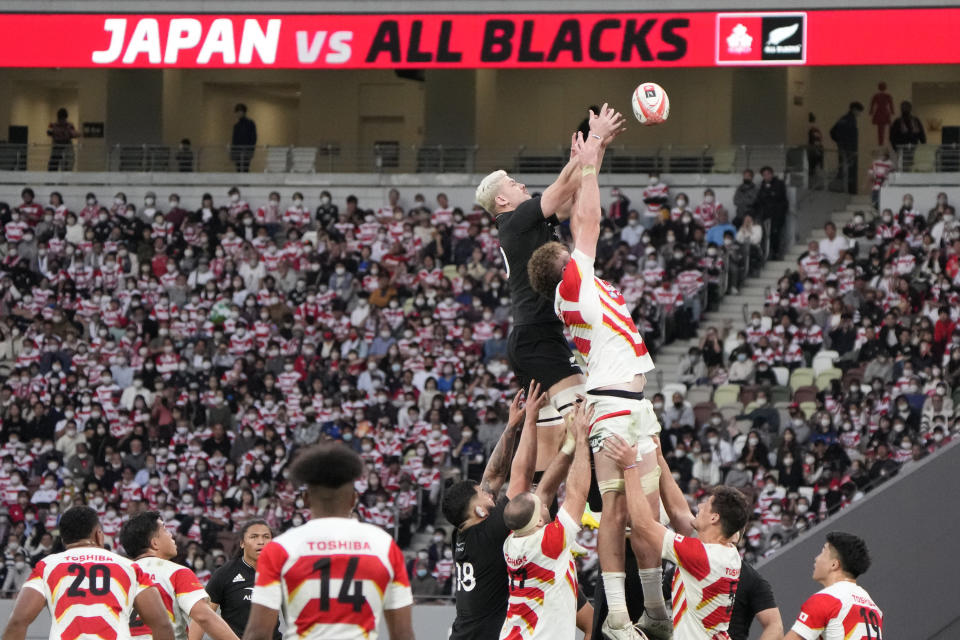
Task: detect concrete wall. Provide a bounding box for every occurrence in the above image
[754,439,960,640]
[879,174,960,213]
[0,171,748,217]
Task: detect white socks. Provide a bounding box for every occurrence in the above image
[602,572,630,627]
[638,567,669,620]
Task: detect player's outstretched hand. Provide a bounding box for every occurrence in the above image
[602,434,639,470]
[570,396,595,442]
[508,386,526,428]
[589,102,627,142]
[523,380,548,424]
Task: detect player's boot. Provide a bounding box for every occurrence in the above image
[636,612,672,640]
[601,616,647,640]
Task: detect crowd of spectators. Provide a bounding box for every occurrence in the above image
[655,190,960,566]
[0,174,951,599]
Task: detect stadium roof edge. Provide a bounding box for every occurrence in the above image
[2,0,957,11]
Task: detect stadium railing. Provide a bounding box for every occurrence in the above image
[0,142,802,176]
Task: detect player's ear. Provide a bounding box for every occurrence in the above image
[474,506,486,518]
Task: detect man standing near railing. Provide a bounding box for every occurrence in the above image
[46,107,79,171]
[231,103,257,172]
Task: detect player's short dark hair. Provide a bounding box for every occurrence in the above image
[60,506,101,545]
[528,241,570,299]
[234,103,247,114]
[826,531,871,578]
[503,493,538,531]
[240,519,272,539]
[290,442,362,488]
[709,486,750,538]
[119,510,163,558]
[442,480,478,528]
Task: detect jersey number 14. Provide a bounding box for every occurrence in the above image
[314,557,364,612]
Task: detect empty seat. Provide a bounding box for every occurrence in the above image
[812,353,837,375]
[912,144,936,172]
[798,401,817,418]
[290,146,318,173]
[718,405,741,422]
[264,146,291,172]
[772,366,790,387]
[770,385,792,405]
[815,367,843,391]
[710,145,738,173]
[793,385,819,405]
[790,368,815,390]
[685,385,714,406]
[712,384,741,408]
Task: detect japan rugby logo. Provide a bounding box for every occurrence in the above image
[726,24,753,54]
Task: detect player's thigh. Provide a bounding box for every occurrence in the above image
[511,326,579,391]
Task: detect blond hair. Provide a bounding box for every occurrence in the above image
[475,170,507,214]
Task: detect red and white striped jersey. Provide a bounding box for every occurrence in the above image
[661,531,741,639]
[24,547,155,640]
[499,507,581,640]
[131,556,208,640]
[555,249,655,391]
[251,516,412,640]
[790,581,883,640]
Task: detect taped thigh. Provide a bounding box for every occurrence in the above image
[551,383,586,418]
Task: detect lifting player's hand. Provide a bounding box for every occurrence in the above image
[569,396,595,443]
[601,434,640,470]
[507,385,526,429]
[523,380,549,426]
[588,102,627,143]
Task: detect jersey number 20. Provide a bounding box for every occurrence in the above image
[66,564,112,597]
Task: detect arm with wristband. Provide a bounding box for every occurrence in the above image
[601,435,670,554]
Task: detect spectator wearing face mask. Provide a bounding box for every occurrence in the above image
[733,169,758,224]
[663,392,695,430]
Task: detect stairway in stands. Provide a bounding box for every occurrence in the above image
[646,192,871,395]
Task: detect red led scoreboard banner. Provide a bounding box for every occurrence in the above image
[0,9,957,68]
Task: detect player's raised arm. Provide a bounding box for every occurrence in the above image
[1,587,46,640]
[481,386,525,498]
[558,400,594,521]
[654,436,696,536]
[602,435,669,551]
[507,381,545,499]
[133,587,176,640]
[543,103,624,218]
[570,130,604,259]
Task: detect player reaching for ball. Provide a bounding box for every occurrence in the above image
[605,436,750,640]
[526,128,666,639]
[243,442,414,640]
[475,103,625,473]
[499,398,594,640]
[1,505,175,640]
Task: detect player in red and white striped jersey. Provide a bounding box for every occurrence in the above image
[785,532,883,640]
[527,131,665,640]
[499,398,592,640]
[605,436,751,640]
[120,511,240,640]
[1,505,174,640]
[245,443,414,640]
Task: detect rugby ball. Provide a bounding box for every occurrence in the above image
[632,82,670,126]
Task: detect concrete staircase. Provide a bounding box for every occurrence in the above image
[645,193,872,395]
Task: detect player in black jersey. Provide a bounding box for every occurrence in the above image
[476,104,626,472]
[442,382,542,640]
